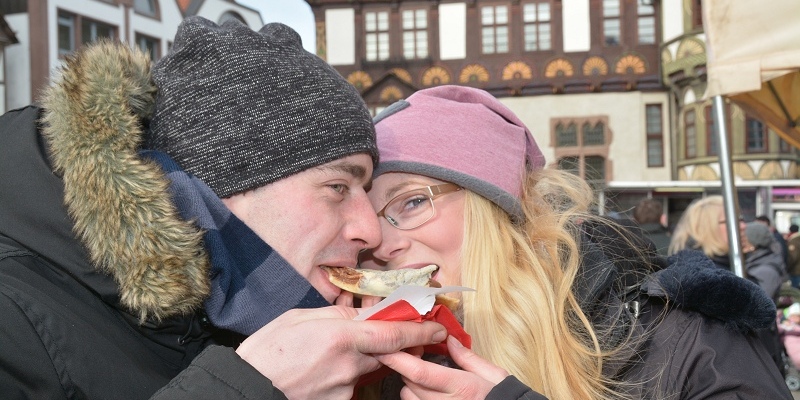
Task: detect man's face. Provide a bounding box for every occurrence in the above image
[221,154,380,303]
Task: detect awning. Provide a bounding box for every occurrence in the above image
[703,0,800,147]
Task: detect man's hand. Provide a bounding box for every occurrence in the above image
[375,336,510,400]
[236,306,447,399]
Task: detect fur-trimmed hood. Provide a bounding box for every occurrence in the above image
[35,40,210,321]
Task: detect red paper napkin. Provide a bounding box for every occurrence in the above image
[354,300,471,393]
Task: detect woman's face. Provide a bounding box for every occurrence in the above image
[716,207,747,249]
[359,172,466,288]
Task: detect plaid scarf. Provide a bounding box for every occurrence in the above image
[142,150,330,335]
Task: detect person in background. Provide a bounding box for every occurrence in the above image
[669,196,788,380]
[357,86,789,399]
[0,17,446,399]
[787,224,800,289]
[745,221,789,302]
[756,215,790,269]
[632,198,670,257]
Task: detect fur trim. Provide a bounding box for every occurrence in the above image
[645,250,776,333]
[39,40,210,321]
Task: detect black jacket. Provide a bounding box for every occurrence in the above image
[0,45,287,399]
[485,221,791,400]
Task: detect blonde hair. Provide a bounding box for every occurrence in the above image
[668,195,728,257]
[460,167,631,399]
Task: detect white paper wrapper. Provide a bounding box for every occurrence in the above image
[354,285,474,321]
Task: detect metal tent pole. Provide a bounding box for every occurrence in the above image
[713,95,745,277]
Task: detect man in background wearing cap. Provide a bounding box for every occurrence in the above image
[0,17,445,399]
[745,221,788,302]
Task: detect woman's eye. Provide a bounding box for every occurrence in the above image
[401,196,427,211]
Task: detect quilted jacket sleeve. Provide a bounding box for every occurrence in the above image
[150,346,288,400]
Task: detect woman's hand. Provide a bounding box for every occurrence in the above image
[375,336,509,399]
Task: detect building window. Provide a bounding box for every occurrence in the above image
[603,0,621,46]
[365,11,390,61]
[637,2,655,44]
[136,33,160,61]
[692,0,703,29]
[57,13,76,56]
[646,104,664,167]
[402,9,428,59]
[553,117,610,185]
[58,11,116,56]
[685,109,696,158]
[133,0,157,17]
[523,1,551,51]
[746,116,768,153]
[584,156,606,188]
[557,156,580,175]
[482,5,509,54]
[582,122,605,145]
[556,122,578,147]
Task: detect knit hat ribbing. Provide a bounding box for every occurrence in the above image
[373,85,545,222]
[147,17,377,198]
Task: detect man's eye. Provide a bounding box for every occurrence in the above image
[329,184,347,194]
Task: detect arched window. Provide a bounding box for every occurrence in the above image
[582,122,605,145]
[556,122,578,147]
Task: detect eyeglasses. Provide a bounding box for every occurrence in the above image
[376,183,462,230]
[718,216,746,224]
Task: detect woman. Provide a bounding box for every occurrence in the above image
[669,196,788,378]
[359,86,789,399]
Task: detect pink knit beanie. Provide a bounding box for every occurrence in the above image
[374,85,545,222]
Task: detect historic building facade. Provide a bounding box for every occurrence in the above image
[0,0,261,112]
[306,0,800,229]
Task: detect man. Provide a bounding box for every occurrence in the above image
[755,214,789,268]
[632,198,670,256]
[0,17,445,399]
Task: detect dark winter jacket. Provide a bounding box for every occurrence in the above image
[484,221,791,400]
[637,222,671,257]
[745,246,788,302]
[0,43,304,399]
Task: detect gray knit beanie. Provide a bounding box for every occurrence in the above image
[745,222,773,249]
[147,17,377,197]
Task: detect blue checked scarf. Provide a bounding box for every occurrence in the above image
[142,150,330,335]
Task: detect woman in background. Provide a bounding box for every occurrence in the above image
[669,195,788,378]
[360,86,789,399]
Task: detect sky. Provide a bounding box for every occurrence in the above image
[236,0,317,53]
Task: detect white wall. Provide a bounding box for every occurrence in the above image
[325,8,355,65]
[5,14,30,109]
[661,0,684,44]
[500,91,672,182]
[439,2,466,60]
[562,0,590,52]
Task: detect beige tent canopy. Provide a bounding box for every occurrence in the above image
[704,0,800,147]
[702,0,800,276]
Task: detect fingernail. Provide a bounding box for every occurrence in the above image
[448,335,463,348]
[432,330,447,343]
